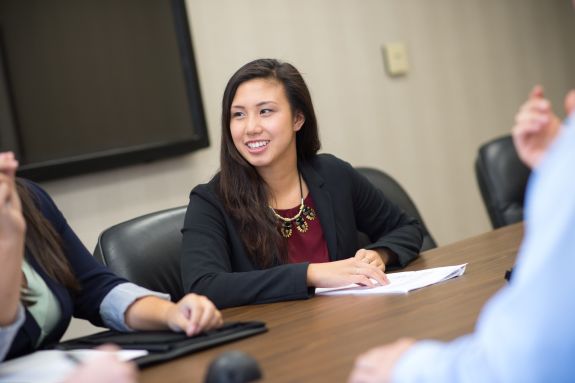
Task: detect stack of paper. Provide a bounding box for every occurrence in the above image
[316,263,467,296]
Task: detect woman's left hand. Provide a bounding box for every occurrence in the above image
[166,293,223,336]
[354,249,386,272]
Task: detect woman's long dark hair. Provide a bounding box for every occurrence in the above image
[219,59,321,268]
[16,179,79,295]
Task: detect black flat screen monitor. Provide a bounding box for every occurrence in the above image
[0,0,209,181]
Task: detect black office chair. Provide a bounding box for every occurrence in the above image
[355,167,437,252]
[475,135,531,229]
[93,206,187,301]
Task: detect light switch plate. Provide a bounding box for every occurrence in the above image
[383,42,409,77]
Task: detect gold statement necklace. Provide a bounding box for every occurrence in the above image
[270,172,316,238]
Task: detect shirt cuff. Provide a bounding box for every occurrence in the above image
[392,335,478,383]
[0,304,25,362]
[99,282,171,332]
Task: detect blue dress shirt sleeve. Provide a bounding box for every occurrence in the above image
[392,117,575,383]
[99,282,170,332]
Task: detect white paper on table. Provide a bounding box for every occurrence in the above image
[316,263,467,296]
[0,348,148,383]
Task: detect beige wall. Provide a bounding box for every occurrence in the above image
[50,0,575,338]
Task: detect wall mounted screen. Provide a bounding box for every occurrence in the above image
[0,0,208,181]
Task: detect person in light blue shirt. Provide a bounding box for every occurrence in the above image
[348,86,575,383]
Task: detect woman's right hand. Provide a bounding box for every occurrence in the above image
[307,258,389,288]
[0,151,18,179]
[0,152,26,247]
[0,152,26,326]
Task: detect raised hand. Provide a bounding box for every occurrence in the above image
[0,152,25,240]
[565,89,575,117]
[0,152,26,326]
[512,86,563,168]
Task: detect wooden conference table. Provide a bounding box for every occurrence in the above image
[141,223,523,383]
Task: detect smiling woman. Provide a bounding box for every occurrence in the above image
[229,78,304,172]
[180,59,424,309]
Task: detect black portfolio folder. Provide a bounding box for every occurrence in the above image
[55,321,267,368]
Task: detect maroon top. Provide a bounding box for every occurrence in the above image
[275,194,329,264]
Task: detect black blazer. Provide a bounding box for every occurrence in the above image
[181,154,423,308]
